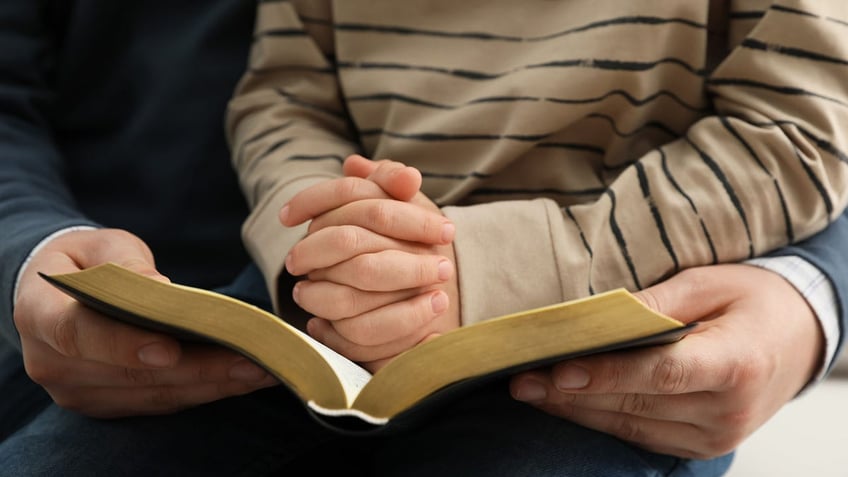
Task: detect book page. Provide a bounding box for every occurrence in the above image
[288,326,373,405]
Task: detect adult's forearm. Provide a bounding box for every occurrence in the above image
[0,2,93,349]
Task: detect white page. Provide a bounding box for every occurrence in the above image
[289,326,373,405]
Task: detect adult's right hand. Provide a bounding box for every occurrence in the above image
[13,228,276,418]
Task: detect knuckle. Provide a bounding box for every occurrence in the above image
[675,266,710,298]
[342,287,362,318]
[722,353,770,392]
[336,317,378,346]
[689,425,746,459]
[196,362,221,384]
[335,177,366,202]
[408,294,437,328]
[24,359,60,386]
[146,387,181,411]
[51,309,81,358]
[417,213,440,241]
[704,427,748,457]
[612,417,645,443]
[619,393,653,415]
[124,367,157,386]
[333,226,361,253]
[351,254,380,289]
[654,357,689,394]
[365,201,393,231]
[414,258,436,285]
[540,401,576,420]
[636,288,661,314]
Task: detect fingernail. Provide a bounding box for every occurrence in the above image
[229,360,269,382]
[279,205,290,224]
[431,291,448,314]
[441,223,455,243]
[285,253,294,273]
[292,282,301,304]
[138,343,174,368]
[515,381,547,402]
[555,364,590,390]
[437,260,452,281]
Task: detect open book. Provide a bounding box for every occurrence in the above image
[42,263,693,432]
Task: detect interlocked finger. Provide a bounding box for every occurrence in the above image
[293,280,421,320]
[307,249,453,292]
[285,225,430,276]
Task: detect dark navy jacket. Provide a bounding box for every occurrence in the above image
[0,1,257,346]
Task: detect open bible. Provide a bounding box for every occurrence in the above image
[42,263,693,432]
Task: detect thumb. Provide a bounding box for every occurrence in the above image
[77,229,170,283]
[632,267,728,325]
[342,154,378,177]
[343,154,422,202]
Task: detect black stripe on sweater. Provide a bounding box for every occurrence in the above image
[586,114,680,139]
[795,145,835,221]
[564,207,596,296]
[658,147,718,264]
[635,161,679,273]
[324,15,706,43]
[348,88,706,113]
[361,115,677,146]
[770,5,848,29]
[287,154,346,163]
[758,120,848,164]
[718,116,794,243]
[254,29,308,40]
[422,171,491,180]
[359,129,550,142]
[469,186,606,197]
[685,136,754,259]
[274,88,347,120]
[536,142,606,156]
[708,78,848,108]
[771,5,818,19]
[742,38,848,68]
[249,65,335,76]
[235,120,295,165]
[729,11,765,21]
[606,189,642,290]
[337,56,707,80]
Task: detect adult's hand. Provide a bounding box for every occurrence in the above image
[13,228,276,418]
[510,264,824,459]
[282,155,461,369]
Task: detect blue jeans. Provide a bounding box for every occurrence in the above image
[0,264,733,476]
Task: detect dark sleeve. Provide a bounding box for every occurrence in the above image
[767,209,848,373]
[0,2,99,350]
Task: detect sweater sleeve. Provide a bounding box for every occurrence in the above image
[0,3,99,349]
[226,0,359,314]
[444,0,848,324]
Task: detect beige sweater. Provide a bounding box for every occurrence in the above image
[227,0,848,325]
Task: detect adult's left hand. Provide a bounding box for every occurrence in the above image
[510,264,824,459]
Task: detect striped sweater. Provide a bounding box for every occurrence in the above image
[227,0,848,325]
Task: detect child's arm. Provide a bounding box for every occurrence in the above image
[226,0,352,314]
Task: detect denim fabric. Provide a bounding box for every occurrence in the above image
[0,264,733,476]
